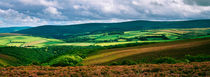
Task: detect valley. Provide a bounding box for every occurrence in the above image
[0,20,210,76]
[1,0,210,76]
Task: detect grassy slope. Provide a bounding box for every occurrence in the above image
[83,38,210,65]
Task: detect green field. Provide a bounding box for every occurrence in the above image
[0,36,64,47]
[67,28,210,42]
[53,43,95,46]
[65,27,210,46]
[1,28,210,47]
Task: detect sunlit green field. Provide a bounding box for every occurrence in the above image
[0,28,210,47]
[53,43,95,46]
[67,27,210,43]
[0,36,64,47]
[95,40,175,46]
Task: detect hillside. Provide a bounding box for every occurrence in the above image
[83,38,210,65]
[0,27,30,33]
[15,20,210,39]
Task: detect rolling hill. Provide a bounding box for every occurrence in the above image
[0,27,30,33]
[15,19,210,39]
[82,37,210,65]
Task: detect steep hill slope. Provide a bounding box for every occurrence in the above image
[15,20,210,39]
[83,38,210,65]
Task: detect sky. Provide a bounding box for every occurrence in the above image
[0,0,210,27]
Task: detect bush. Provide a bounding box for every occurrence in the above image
[49,55,83,66]
[185,55,210,62]
[30,61,41,65]
[109,60,137,65]
[153,57,178,64]
[109,62,121,65]
[121,60,137,65]
[0,63,3,67]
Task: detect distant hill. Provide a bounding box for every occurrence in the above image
[0,27,31,33]
[15,19,210,39]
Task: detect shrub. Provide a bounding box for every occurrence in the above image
[49,55,83,66]
[109,62,121,65]
[30,61,41,65]
[153,57,178,64]
[185,55,210,62]
[121,60,137,65]
[151,68,161,72]
[109,60,137,65]
[0,63,3,67]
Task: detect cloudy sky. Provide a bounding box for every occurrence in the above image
[0,0,210,27]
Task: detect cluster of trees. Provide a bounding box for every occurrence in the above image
[0,46,105,66]
[48,55,83,66]
[65,36,166,43]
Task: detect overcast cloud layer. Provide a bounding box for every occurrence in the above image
[0,0,210,27]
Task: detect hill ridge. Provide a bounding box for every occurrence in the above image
[15,19,210,39]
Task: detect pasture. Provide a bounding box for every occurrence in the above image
[66,27,210,44]
[0,35,63,47]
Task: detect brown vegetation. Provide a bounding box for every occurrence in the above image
[0,62,209,77]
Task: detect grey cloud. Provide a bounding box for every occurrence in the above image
[0,0,210,27]
[184,0,210,6]
[0,9,47,27]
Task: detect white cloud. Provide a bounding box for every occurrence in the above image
[19,0,58,8]
[0,9,47,27]
[68,0,137,15]
[44,7,61,15]
[42,7,66,20]
[59,0,210,20]
[131,0,210,18]
[47,18,132,25]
